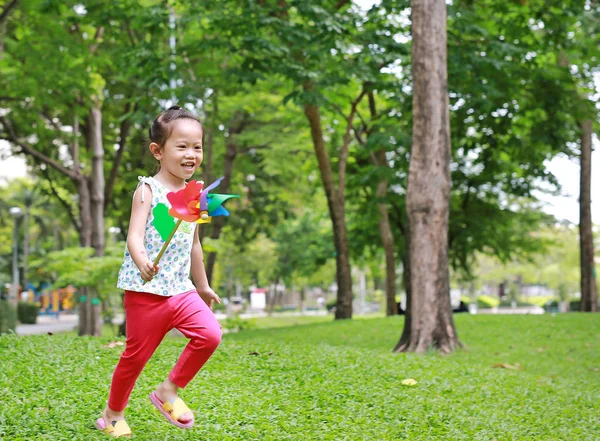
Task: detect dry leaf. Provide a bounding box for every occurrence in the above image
[401,378,417,386]
[492,363,522,370]
[103,341,125,349]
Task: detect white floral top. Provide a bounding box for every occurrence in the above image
[116,176,197,296]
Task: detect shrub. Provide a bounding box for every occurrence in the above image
[17,302,40,325]
[0,300,17,334]
[525,296,557,307]
[212,301,226,312]
[476,295,499,309]
[499,299,535,308]
[221,315,256,333]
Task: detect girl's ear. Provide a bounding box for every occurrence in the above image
[149,142,162,160]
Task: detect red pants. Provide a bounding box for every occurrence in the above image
[108,290,222,412]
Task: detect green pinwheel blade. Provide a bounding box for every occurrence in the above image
[207,194,239,213]
[152,203,176,241]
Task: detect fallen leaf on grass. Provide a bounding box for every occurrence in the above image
[492,362,522,370]
[103,341,125,349]
[401,378,417,386]
[591,368,599,372]
[248,351,260,356]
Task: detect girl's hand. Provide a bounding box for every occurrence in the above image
[197,287,221,308]
[139,261,159,282]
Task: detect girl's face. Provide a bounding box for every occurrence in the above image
[150,119,204,182]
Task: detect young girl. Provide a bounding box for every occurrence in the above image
[96,106,222,438]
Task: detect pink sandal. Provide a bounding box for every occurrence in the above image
[149,391,194,429]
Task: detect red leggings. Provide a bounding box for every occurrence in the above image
[108,290,222,412]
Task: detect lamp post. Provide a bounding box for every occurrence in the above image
[9,207,23,307]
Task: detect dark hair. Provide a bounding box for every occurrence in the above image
[149,105,203,148]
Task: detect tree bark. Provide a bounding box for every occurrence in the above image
[394,0,460,353]
[579,120,598,312]
[303,91,353,319]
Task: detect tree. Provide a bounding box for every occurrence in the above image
[579,120,598,311]
[395,0,460,353]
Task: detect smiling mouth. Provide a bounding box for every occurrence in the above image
[182,162,196,170]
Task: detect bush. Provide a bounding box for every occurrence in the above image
[0,300,17,334]
[498,300,535,308]
[526,296,556,307]
[212,301,226,312]
[476,295,499,309]
[17,302,40,324]
[221,315,256,333]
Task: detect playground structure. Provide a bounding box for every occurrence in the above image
[23,285,76,315]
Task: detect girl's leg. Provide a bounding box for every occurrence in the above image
[153,290,221,420]
[107,291,173,413]
[168,290,222,387]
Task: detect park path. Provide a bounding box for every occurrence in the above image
[16,314,79,336]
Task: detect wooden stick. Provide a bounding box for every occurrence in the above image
[142,219,183,285]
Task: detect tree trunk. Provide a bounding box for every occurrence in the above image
[395,241,412,348]
[303,96,353,319]
[579,120,598,312]
[376,161,397,316]
[77,178,92,337]
[77,107,105,336]
[394,0,459,353]
[22,207,30,292]
[367,91,397,316]
[205,135,237,284]
[77,177,92,248]
[89,107,105,257]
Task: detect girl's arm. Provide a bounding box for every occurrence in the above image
[191,225,221,307]
[127,183,157,281]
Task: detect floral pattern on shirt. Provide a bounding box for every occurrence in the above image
[116,176,197,296]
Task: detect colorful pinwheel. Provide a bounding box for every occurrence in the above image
[143,177,238,284]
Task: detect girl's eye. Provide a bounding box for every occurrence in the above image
[177,145,186,149]
[195,146,203,150]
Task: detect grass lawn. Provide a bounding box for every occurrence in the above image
[1,314,599,440]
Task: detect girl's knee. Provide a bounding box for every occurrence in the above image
[205,325,222,349]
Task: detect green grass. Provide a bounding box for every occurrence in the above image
[1,314,599,440]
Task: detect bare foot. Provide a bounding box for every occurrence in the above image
[155,380,193,423]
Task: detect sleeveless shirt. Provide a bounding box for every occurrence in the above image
[116,176,197,296]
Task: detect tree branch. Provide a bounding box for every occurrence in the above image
[0,116,78,179]
[41,167,81,234]
[89,26,104,54]
[0,0,19,23]
[338,88,367,193]
[105,101,134,213]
